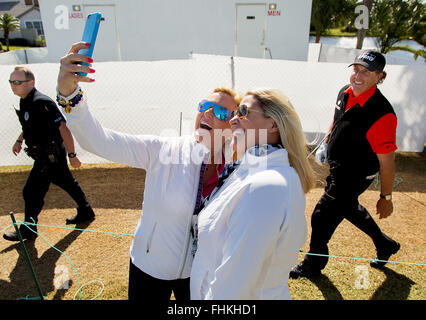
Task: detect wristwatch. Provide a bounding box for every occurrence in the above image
[380,193,392,201]
[68,152,77,158]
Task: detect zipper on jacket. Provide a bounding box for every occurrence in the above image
[177,163,202,277]
[146,222,157,253]
[178,223,192,277]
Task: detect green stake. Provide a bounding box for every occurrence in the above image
[9,212,44,300]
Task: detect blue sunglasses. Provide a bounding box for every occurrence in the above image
[198,100,234,122]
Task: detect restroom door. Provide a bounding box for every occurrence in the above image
[235,4,266,58]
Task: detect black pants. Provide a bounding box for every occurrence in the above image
[304,173,393,271]
[22,154,90,226]
[128,260,190,301]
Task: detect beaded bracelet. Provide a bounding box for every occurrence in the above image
[56,87,84,114]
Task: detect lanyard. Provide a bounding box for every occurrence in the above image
[190,158,208,257]
[193,162,207,215]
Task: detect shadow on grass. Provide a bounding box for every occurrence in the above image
[305,266,416,300]
[371,266,416,300]
[0,166,146,216]
[0,220,93,300]
[308,274,344,300]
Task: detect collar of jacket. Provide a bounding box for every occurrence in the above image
[238,145,290,171]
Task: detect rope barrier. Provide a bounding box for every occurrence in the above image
[5,219,425,268]
[299,252,426,267]
[0,223,13,234]
[373,173,403,189]
[5,217,106,300]
[1,215,424,300]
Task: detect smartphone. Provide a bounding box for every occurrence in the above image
[77,12,102,76]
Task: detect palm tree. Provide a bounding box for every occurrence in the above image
[369,0,425,56]
[0,13,21,52]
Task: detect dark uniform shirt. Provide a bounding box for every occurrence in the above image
[15,88,66,148]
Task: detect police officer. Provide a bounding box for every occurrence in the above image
[3,66,95,242]
[290,51,400,277]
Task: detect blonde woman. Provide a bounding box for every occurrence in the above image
[190,89,315,299]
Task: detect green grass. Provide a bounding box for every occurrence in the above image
[0,151,424,300]
[1,45,33,51]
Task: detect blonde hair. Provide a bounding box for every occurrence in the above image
[14,66,35,81]
[246,89,316,193]
[213,87,242,106]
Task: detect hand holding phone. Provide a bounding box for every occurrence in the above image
[77,12,102,76]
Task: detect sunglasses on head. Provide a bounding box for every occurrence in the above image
[198,100,234,122]
[9,80,31,85]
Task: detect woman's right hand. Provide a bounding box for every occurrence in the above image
[12,141,22,156]
[57,42,96,97]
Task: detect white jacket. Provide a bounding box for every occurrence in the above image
[65,95,210,280]
[190,148,307,299]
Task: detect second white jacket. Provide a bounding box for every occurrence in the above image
[190,148,307,299]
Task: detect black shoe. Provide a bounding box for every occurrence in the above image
[66,206,95,225]
[289,260,321,279]
[3,226,37,242]
[370,240,400,269]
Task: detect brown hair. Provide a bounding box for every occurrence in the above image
[14,66,35,81]
[377,70,387,85]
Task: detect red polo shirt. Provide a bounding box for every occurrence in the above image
[344,85,397,154]
[202,154,225,198]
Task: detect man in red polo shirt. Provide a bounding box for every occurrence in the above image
[290,50,400,278]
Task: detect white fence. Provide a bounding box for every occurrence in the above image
[1,54,425,166]
[0,47,48,64]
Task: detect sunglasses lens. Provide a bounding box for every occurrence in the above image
[213,105,230,121]
[237,105,248,117]
[198,100,210,112]
[10,80,21,85]
[198,100,230,122]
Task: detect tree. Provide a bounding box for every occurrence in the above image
[0,13,21,52]
[387,45,426,61]
[408,1,426,47]
[369,0,425,54]
[310,0,356,43]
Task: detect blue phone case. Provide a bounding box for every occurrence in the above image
[77,12,102,76]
